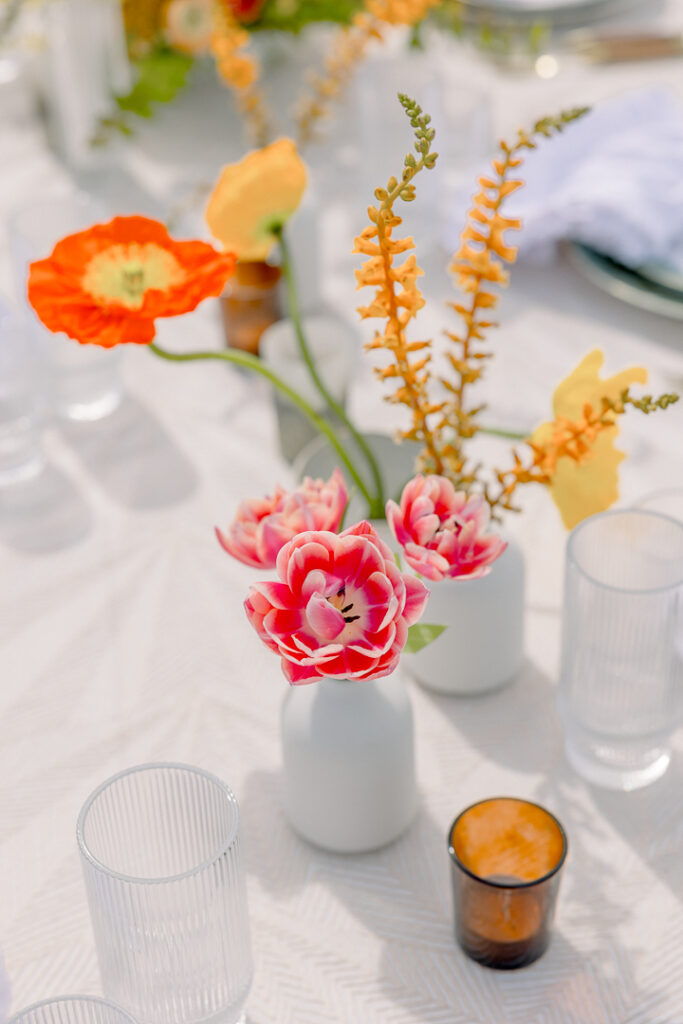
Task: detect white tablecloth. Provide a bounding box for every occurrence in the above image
[2,14,683,1023]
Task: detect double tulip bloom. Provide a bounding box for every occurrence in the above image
[216,469,348,569]
[244,521,429,684]
[386,475,507,582]
[219,471,506,685]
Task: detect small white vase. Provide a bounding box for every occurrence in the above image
[281,674,417,853]
[407,536,525,696]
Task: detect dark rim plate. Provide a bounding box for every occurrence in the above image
[568,242,683,322]
[458,0,631,23]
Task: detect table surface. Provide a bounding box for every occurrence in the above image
[2,9,683,1023]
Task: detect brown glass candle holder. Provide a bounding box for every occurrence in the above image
[447,797,567,970]
[219,259,282,356]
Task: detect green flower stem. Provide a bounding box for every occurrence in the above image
[148,341,376,513]
[277,228,385,518]
[479,425,528,441]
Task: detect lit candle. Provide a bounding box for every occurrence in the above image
[448,797,567,969]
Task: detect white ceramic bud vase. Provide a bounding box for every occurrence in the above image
[406,536,525,695]
[281,673,417,853]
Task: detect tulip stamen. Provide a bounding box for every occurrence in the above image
[442,513,465,534]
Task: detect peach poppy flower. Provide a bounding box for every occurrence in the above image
[163,0,214,54]
[206,138,307,261]
[27,216,236,348]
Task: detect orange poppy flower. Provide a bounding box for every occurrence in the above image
[28,215,236,348]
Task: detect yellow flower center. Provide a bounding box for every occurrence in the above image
[327,585,360,624]
[81,243,185,310]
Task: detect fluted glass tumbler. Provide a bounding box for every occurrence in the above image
[0,304,43,485]
[559,509,683,790]
[77,764,253,1024]
[10,195,123,421]
[7,996,137,1024]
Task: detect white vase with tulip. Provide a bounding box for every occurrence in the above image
[385,473,525,696]
[404,538,525,695]
[297,435,523,696]
[241,517,429,854]
[281,673,416,853]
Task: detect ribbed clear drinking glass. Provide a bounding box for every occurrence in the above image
[7,996,137,1024]
[559,509,683,790]
[77,764,253,1024]
[10,195,124,422]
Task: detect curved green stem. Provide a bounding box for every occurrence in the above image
[479,425,527,441]
[277,229,385,518]
[148,341,376,513]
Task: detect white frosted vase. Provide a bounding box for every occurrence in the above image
[281,674,417,853]
[407,536,525,695]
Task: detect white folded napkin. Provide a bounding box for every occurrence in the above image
[499,88,683,269]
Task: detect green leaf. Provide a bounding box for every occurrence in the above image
[404,622,446,654]
[116,49,194,119]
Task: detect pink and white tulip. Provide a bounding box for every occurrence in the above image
[244,520,429,684]
[386,474,506,582]
[216,468,347,569]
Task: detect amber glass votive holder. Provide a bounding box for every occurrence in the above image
[219,259,282,355]
[448,797,568,970]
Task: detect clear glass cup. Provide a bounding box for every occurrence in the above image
[77,764,253,1024]
[559,509,683,790]
[10,195,124,422]
[448,797,567,970]
[0,303,44,485]
[7,997,137,1024]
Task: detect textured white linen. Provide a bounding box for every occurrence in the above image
[504,88,683,268]
[2,28,683,1024]
[0,953,10,1024]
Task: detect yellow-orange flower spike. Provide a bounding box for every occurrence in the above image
[530,350,647,529]
[353,95,444,470]
[295,0,436,144]
[365,0,438,24]
[206,139,307,261]
[443,108,591,495]
[211,2,258,90]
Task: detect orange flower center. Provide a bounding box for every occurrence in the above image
[81,243,185,310]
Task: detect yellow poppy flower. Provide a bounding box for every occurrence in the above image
[531,349,647,530]
[205,139,307,261]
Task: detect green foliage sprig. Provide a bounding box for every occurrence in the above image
[92,47,193,145]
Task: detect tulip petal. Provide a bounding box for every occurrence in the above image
[305,593,346,642]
